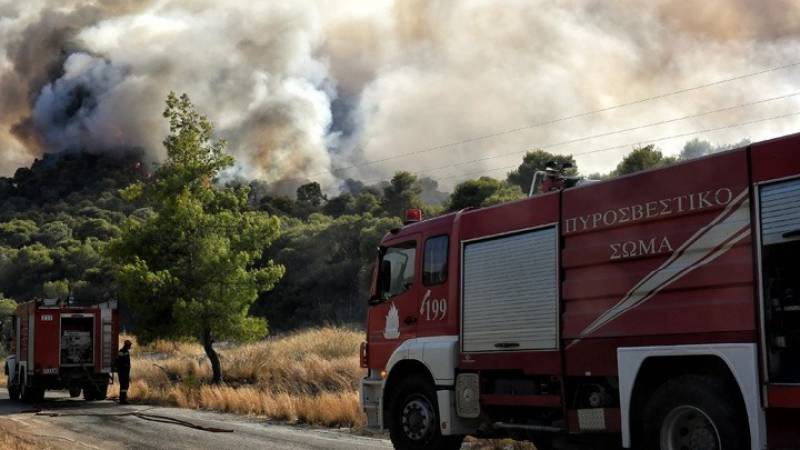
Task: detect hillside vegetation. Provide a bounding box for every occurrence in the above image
[0,136,735,335]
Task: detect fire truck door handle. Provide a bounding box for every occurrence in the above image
[404,316,418,325]
[494,342,520,349]
[783,229,800,239]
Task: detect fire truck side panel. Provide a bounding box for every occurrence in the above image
[461,226,558,353]
[561,150,755,372]
[751,135,800,447]
[751,133,800,183]
[765,409,800,449]
[33,309,61,375]
[456,193,561,373]
[361,133,800,448]
[18,302,35,373]
[617,343,765,450]
[459,191,560,241]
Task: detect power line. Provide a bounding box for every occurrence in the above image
[435,109,800,183]
[317,60,800,177]
[361,90,800,184]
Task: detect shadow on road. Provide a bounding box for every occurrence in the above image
[0,390,121,416]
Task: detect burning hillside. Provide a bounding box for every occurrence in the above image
[2,1,800,192]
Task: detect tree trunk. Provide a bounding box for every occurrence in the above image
[202,328,223,384]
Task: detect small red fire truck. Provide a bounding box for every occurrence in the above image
[360,133,800,449]
[5,299,119,402]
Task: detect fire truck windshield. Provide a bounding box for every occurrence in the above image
[378,241,416,300]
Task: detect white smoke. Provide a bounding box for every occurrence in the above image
[2,0,800,191]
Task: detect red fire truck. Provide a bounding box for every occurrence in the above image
[5,299,119,402]
[360,133,800,449]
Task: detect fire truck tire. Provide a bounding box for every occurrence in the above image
[96,382,108,400]
[83,381,108,401]
[83,384,96,401]
[388,376,464,450]
[69,387,82,398]
[641,374,749,450]
[21,385,44,403]
[7,379,20,401]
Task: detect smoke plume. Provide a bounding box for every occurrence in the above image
[2,0,800,192]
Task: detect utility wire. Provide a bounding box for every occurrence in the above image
[317,60,800,177]
[361,90,800,184]
[434,109,800,183]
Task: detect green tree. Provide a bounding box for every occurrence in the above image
[353,190,382,215]
[43,280,70,299]
[418,177,448,205]
[323,193,355,217]
[254,213,400,329]
[613,145,677,176]
[296,182,326,207]
[294,182,327,218]
[679,138,751,160]
[382,172,422,217]
[36,221,73,246]
[679,138,714,160]
[109,93,284,383]
[0,219,39,247]
[0,294,16,354]
[257,194,295,216]
[447,177,524,211]
[507,150,577,193]
[13,244,55,298]
[74,218,121,241]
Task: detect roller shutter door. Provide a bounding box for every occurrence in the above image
[462,227,558,353]
[761,178,800,245]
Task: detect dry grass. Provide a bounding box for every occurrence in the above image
[0,432,40,450]
[112,328,538,448]
[0,419,52,450]
[115,327,366,427]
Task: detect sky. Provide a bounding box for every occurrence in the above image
[2,0,800,194]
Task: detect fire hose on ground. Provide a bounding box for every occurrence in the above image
[33,409,235,433]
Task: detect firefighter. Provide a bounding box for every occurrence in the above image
[116,340,132,405]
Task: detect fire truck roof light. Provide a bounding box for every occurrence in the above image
[405,208,423,224]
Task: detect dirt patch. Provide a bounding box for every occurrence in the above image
[464,436,538,450]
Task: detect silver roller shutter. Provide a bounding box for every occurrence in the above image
[461,227,558,353]
[761,178,800,245]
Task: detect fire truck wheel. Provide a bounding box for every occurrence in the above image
[69,387,82,398]
[21,386,44,403]
[96,382,108,400]
[83,384,97,401]
[83,381,108,401]
[7,379,20,401]
[388,376,464,450]
[641,374,749,450]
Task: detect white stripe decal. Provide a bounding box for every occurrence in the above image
[576,189,751,340]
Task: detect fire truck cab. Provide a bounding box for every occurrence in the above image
[360,133,800,450]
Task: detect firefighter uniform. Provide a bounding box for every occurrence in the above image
[116,340,132,404]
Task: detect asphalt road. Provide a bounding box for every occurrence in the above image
[0,391,393,450]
